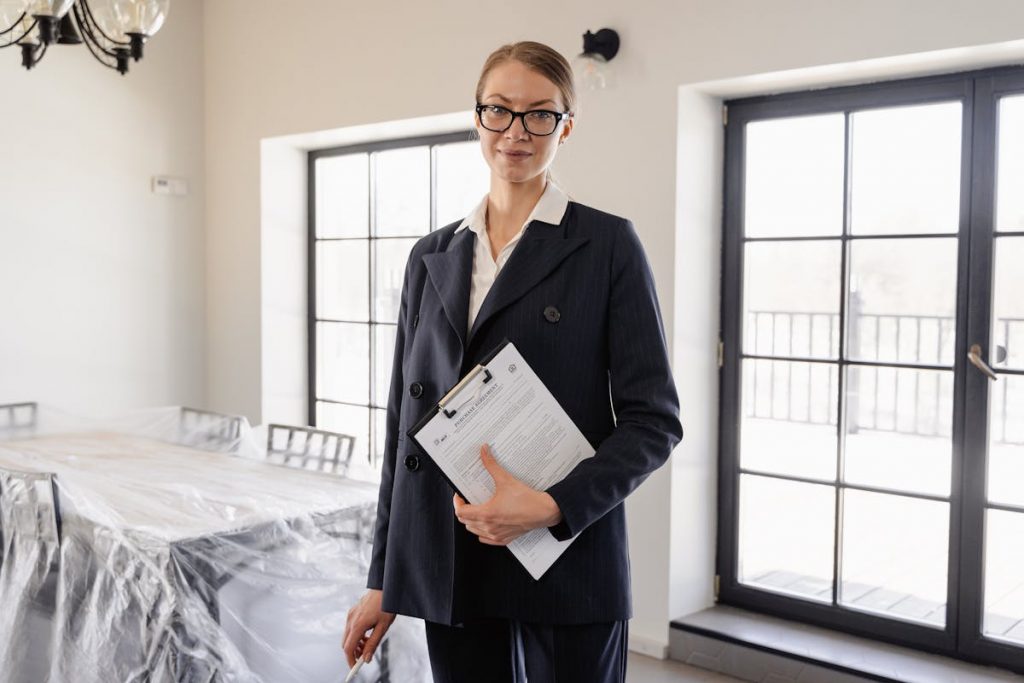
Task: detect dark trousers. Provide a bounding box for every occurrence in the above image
[423,617,628,683]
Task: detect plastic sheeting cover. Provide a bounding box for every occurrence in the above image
[0,405,429,683]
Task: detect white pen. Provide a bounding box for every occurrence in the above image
[344,656,366,683]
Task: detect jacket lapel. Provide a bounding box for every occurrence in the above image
[466,226,589,349]
[423,228,475,351]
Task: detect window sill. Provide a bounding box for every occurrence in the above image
[670,605,1023,682]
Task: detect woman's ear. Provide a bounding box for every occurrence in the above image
[559,117,574,145]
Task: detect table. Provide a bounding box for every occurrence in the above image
[0,430,429,683]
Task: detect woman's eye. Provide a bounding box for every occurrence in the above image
[530,112,553,120]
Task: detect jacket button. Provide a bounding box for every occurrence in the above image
[543,305,561,323]
[404,455,420,472]
[409,381,424,399]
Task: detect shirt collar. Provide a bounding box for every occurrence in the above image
[455,180,569,235]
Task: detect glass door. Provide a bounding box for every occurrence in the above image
[719,68,1024,672]
[959,71,1024,672]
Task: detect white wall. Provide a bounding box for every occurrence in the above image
[202,0,1024,655]
[0,0,206,415]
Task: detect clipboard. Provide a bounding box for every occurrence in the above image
[402,338,595,580]
[406,337,512,499]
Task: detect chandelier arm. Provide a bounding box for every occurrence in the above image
[0,12,26,37]
[80,0,129,46]
[1,17,37,48]
[74,3,120,58]
[78,23,121,70]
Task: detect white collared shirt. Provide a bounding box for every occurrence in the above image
[455,181,570,336]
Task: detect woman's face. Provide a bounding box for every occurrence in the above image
[475,60,573,186]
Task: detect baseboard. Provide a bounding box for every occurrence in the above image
[628,632,668,659]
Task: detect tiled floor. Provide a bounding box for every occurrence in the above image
[627,652,741,682]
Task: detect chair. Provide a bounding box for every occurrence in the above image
[265,424,356,476]
[0,467,62,681]
[0,402,38,440]
[178,407,243,453]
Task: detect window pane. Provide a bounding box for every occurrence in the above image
[741,359,837,481]
[374,238,417,323]
[738,474,835,602]
[316,153,369,238]
[316,401,369,465]
[996,94,1024,231]
[850,102,962,235]
[989,375,1024,507]
[983,509,1024,644]
[316,322,369,404]
[374,146,430,237]
[316,240,369,321]
[847,238,958,365]
[743,241,841,358]
[840,490,948,627]
[744,114,844,238]
[436,141,490,227]
[844,367,953,497]
[992,237,1024,370]
[373,324,397,408]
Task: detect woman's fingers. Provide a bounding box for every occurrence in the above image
[478,535,507,546]
[342,590,387,667]
[465,523,507,544]
[342,617,372,667]
[360,618,391,663]
[464,522,493,538]
[342,628,358,666]
[464,520,519,543]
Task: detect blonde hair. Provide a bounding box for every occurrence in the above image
[475,41,577,115]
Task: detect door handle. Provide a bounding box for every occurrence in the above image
[968,344,998,381]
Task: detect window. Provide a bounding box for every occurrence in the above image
[309,132,489,469]
[718,67,1024,672]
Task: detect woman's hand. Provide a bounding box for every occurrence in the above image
[342,589,395,668]
[453,444,563,545]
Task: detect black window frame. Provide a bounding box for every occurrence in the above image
[717,65,1024,674]
[307,130,475,469]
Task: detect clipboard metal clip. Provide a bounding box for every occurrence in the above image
[439,365,493,419]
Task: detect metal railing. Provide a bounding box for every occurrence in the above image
[744,309,1022,445]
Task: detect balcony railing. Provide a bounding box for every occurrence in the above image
[745,309,1022,446]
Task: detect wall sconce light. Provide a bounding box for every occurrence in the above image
[573,28,619,91]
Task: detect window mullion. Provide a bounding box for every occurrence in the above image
[833,110,853,609]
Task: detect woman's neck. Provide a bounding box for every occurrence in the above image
[486,175,547,241]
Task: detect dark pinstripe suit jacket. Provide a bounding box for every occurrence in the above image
[367,201,683,625]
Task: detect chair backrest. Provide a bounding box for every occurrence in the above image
[266,424,356,476]
[0,402,38,441]
[179,407,243,453]
[0,467,61,549]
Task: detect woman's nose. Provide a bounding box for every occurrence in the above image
[506,115,530,138]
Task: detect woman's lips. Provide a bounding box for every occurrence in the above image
[501,150,532,159]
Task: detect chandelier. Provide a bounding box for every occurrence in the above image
[0,0,169,75]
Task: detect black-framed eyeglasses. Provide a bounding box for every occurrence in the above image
[475,103,572,136]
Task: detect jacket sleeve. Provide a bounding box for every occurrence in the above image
[366,252,413,589]
[544,219,683,541]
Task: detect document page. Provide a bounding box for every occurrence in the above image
[411,341,595,580]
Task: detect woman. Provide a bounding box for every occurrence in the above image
[342,41,682,683]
